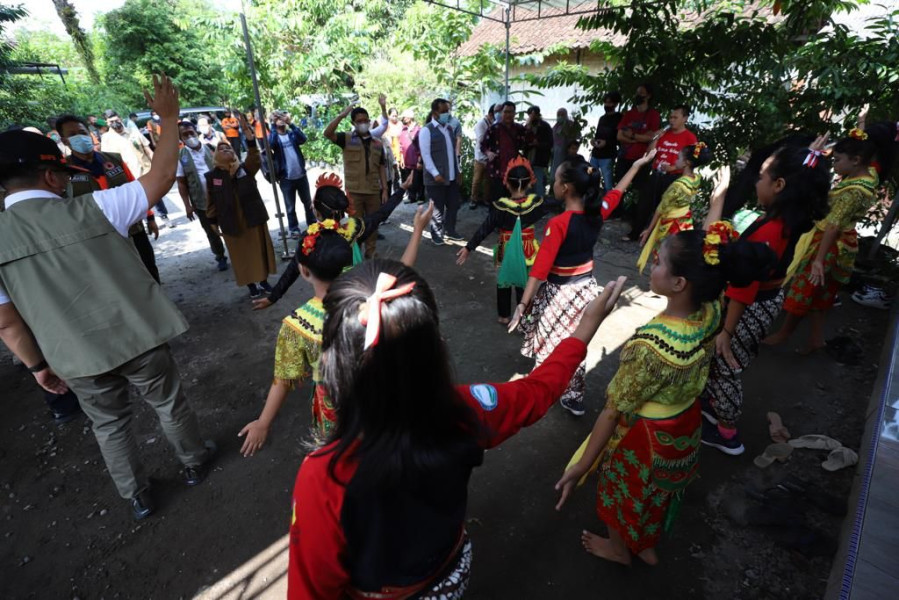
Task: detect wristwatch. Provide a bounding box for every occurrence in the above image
[28,359,48,373]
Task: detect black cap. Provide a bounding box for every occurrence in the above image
[0,130,85,176]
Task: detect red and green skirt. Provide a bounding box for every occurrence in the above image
[784,228,858,316]
[596,401,701,553]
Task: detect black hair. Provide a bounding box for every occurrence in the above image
[603,91,622,104]
[54,114,87,134]
[527,105,541,115]
[314,185,350,220]
[681,143,712,168]
[502,101,515,110]
[178,121,197,136]
[295,230,353,282]
[320,259,481,487]
[639,82,654,98]
[566,139,580,150]
[665,230,778,307]
[833,123,898,177]
[129,112,138,119]
[556,158,605,225]
[765,145,831,237]
[430,98,449,113]
[672,104,691,117]
[350,107,369,122]
[505,164,532,194]
[104,110,119,119]
[0,164,45,189]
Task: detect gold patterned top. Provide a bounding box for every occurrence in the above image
[821,169,878,232]
[274,297,324,390]
[657,174,701,215]
[606,301,721,414]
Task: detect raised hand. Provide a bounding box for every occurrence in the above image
[142,73,180,120]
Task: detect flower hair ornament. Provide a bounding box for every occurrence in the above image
[358,273,416,350]
[300,219,340,255]
[848,128,868,141]
[315,172,344,191]
[702,221,737,266]
[503,155,536,188]
[692,141,708,159]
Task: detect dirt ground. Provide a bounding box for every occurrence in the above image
[0,173,889,599]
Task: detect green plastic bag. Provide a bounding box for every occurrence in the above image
[496,216,529,289]
[732,208,763,235]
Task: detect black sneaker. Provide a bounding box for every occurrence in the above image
[216,257,229,272]
[248,286,264,300]
[431,236,445,246]
[258,281,273,294]
[700,395,718,425]
[560,396,585,416]
[131,490,155,521]
[701,419,744,456]
[184,440,217,486]
[445,232,465,242]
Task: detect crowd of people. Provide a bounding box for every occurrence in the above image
[1,71,897,599]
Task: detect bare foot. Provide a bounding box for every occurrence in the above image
[497,317,511,325]
[637,547,659,566]
[796,343,826,356]
[581,530,631,566]
[762,332,788,346]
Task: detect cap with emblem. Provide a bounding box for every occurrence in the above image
[0,130,86,178]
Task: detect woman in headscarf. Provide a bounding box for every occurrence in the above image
[206,114,277,299]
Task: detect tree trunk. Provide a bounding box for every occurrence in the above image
[51,0,100,84]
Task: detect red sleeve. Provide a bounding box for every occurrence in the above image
[725,219,784,305]
[647,110,662,131]
[457,337,587,449]
[601,189,622,220]
[288,453,353,599]
[529,213,570,280]
[725,280,759,305]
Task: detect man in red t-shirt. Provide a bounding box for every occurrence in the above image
[625,104,697,240]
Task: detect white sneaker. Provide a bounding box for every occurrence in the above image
[851,286,891,310]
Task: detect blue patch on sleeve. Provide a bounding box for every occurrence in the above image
[470,384,498,411]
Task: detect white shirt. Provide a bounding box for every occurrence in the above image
[0,182,148,305]
[175,146,211,189]
[419,123,456,181]
[279,133,303,180]
[473,117,490,162]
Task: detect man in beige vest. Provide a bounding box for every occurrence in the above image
[0,75,213,522]
[324,97,390,258]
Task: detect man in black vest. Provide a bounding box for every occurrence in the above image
[418,98,463,245]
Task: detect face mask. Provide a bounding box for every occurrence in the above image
[111,122,124,132]
[557,115,567,123]
[68,134,94,154]
[635,94,647,104]
[604,105,615,113]
[185,136,201,149]
[355,123,370,135]
[438,113,451,125]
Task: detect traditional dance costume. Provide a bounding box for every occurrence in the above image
[636,174,701,273]
[464,194,550,318]
[267,184,406,306]
[597,302,720,552]
[288,338,589,599]
[703,216,793,428]
[520,189,622,409]
[273,297,334,441]
[783,169,878,315]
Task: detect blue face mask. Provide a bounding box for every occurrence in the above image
[438,113,451,125]
[68,134,94,154]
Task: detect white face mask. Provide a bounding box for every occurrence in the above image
[185,136,201,149]
[355,123,370,135]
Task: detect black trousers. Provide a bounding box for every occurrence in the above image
[426,179,461,240]
[628,170,676,239]
[131,230,160,283]
[196,209,226,260]
[497,286,524,319]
